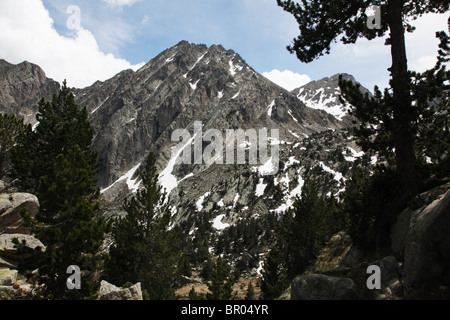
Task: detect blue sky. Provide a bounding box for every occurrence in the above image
[1,0,448,90]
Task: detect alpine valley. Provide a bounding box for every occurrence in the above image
[0,41,376,297]
[2,41,448,300]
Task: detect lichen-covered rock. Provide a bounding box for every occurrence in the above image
[0,233,46,260]
[0,268,18,286]
[0,193,39,234]
[98,280,143,300]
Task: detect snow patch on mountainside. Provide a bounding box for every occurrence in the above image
[101,161,142,194]
[296,87,349,121]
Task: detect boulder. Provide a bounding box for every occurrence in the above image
[368,256,403,300]
[0,193,39,234]
[0,268,18,286]
[291,274,358,300]
[0,256,19,269]
[0,234,46,260]
[391,207,414,256]
[98,280,143,300]
[341,247,363,267]
[322,266,351,278]
[401,188,450,288]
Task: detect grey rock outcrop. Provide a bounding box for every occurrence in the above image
[98,280,143,300]
[291,274,358,300]
[392,184,450,288]
[0,233,46,260]
[0,192,39,234]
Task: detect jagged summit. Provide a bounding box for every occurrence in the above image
[72,41,345,189]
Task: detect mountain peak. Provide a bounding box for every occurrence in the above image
[72,41,345,188]
[292,73,369,121]
[0,59,60,124]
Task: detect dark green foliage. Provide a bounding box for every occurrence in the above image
[36,146,109,299]
[105,153,181,300]
[12,81,95,193]
[201,258,215,281]
[206,257,236,300]
[245,282,256,300]
[276,0,387,63]
[259,249,288,300]
[260,174,341,299]
[276,0,447,63]
[412,27,450,179]
[261,174,338,299]
[340,23,450,182]
[341,165,402,249]
[16,82,110,299]
[338,30,449,249]
[0,113,28,180]
[189,287,205,300]
[279,175,334,278]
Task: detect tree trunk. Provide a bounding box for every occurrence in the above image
[387,0,421,201]
[372,0,423,250]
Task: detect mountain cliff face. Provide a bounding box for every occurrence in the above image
[72,41,350,190]
[0,59,60,125]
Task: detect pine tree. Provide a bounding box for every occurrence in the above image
[259,249,288,300]
[411,26,450,180]
[277,0,448,202]
[16,81,111,299]
[0,113,28,180]
[36,146,109,299]
[285,175,331,277]
[105,153,181,300]
[12,80,95,192]
[245,282,256,300]
[338,23,449,247]
[206,257,236,300]
[341,165,401,249]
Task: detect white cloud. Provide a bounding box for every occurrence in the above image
[101,0,142,9]
[405,13,450,72]
[262,69,311,91]
[0,0,144,88]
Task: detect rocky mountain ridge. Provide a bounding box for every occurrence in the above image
[0,40,369,234]
[292,73,370,121]
[0,59,60,125]
[74,40,349,190]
